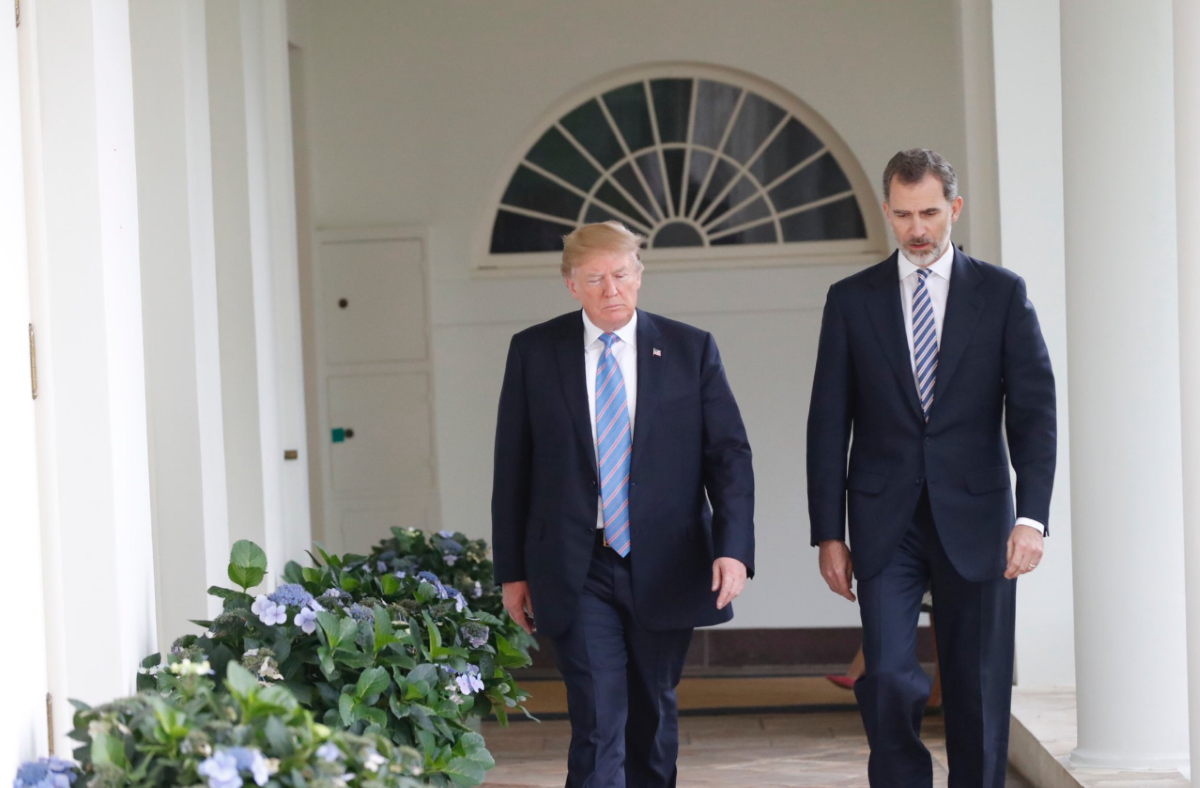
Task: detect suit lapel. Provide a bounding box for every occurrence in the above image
[867,254,925,420]
[931,249,985,412]
[555,315,598,477]
[630,310,661,477]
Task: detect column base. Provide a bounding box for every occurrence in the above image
[1009,688,1189,787]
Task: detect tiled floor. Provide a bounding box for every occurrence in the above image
[482,711,1035,787]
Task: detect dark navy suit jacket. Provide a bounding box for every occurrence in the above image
[806,250,1056,582]
[491,309,755,638]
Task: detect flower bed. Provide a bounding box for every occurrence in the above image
[16,531,533,788]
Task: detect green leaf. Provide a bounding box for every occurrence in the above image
[282,560,305,584]
[443,756,487,787]
[302,567,323,585]
[339,577,361,593]
[380,574,400,596]
[228,540,268,590]
[91,732,127,769]
[225,661,259,698]
[406,663,439,698]
[316,612,344,648]
[355,667,390,700]
[264,715,293,755]
[338,693,355,726]
[359,707,387,729]
[317,646,336,680]
[338,617,359,647]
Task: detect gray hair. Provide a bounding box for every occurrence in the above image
[882,148,958,203]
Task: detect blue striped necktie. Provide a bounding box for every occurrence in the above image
[912,268,938,421]
[596,332,632,556]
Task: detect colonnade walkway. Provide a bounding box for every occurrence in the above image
[481,712,1035,787]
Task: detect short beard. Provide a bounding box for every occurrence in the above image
[900,231,950,267]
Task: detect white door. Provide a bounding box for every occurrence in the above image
[1,6,51,772]
[311,232,438,555]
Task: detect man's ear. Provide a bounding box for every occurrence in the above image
[564,275,579,300]
[950,196,963,223]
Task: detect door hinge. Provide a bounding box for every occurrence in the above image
[46,693,53,754]
[15,0,19,28]
[29,323,38,399]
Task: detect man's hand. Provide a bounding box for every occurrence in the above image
[1005,524,1045,580]
[502,581,536,634]
[712,557,748,610]
[819,540,856,601]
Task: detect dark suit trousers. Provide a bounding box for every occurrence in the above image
[855,490,1016,788]
[550,531,693,788]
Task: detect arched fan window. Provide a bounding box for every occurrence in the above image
[484,65,885,270]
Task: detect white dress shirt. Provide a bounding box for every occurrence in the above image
[897,245,1045,537]
[583,309,638,528]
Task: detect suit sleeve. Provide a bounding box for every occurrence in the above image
[1002,276,1057,532]
[491,337,533,583]
[699,332,756,577]
[806,285,854,546]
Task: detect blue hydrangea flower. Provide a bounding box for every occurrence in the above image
[437,540,463,555]
[376,561,387,573]
[444,554,458,566]
[315,743,341,763]
[251,596,287,626]
[347,603,373,623]
[455,665,485,695]
[268,583,314,608]
[472,580,483,598]
[437,530,454,538]
[452,590,467,612]
[393,570,407,580]
[227,748,270,787]
[197,751,242,788]
[14,757,76,788]
[416,571,450,600]
[294,606,319,634]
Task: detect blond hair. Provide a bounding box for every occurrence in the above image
[561,221,646,277]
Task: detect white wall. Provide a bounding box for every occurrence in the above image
[297,0,974,628]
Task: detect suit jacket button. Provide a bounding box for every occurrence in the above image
[924,437,932,446]
[915,478,925,485]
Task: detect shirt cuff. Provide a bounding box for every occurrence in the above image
[1015,517,1045,536]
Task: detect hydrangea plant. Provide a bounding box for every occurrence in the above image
[140,540,530,787]
[359,529,535,658]
[64,662,428,788]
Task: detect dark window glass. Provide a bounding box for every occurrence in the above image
[526,126,599,192]
[602,83,655,153]
[635,152,670,217]
[560,100,624,169]
[723,92,787,165]
[708,196,772,236]
[609,164,660,223]
[768,152,852,212]
[653,222,705,248]
[662,149,687,215]
[692,80,742,150]
[750,118,824,187]
[780,195,866,242]
[650,79,692,143]
[491,210,569,253]
[500,164,584,220]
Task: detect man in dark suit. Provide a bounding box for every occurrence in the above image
[492,221,755,788]
[807,149,1056,788]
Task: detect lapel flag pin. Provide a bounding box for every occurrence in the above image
[652,348,661,357]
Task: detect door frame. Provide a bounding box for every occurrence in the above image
[307,226,439,553]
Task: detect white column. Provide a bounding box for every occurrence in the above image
[21,0,157,711]
[207,0,271,568]
[129,0,231,647]
[991,0,1076,688]
[0,5,51,773]
[206,0,310,579]
[1173,0,1200,779]
[1060,0,1189,769]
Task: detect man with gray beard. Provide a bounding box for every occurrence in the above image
[806,149,1057,787]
